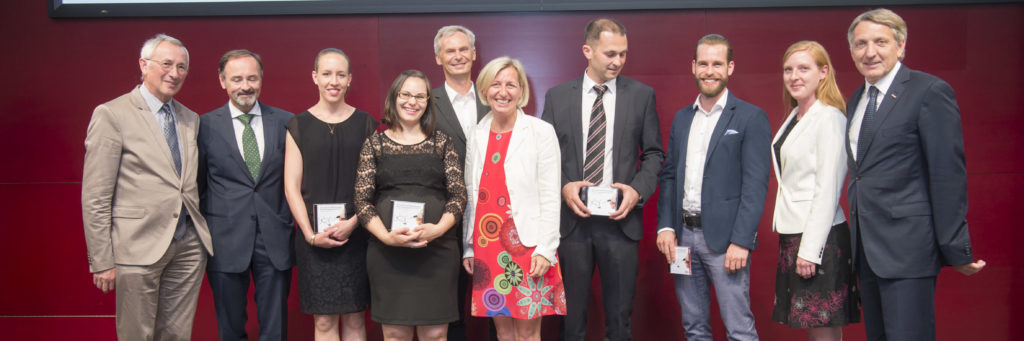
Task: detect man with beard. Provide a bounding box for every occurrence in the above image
[198,49,295,341]
[655,34,770,341]
[541,18,664,340]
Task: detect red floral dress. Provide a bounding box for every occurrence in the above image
[469,130,566,319]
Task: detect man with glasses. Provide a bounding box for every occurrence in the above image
[82,33,213,340]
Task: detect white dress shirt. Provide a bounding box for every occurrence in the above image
[228,100,265,160]
[849,62,901,160]
[581,73,617,186]
[445,81,479,138]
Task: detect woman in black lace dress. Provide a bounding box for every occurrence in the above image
[354,69,466,341]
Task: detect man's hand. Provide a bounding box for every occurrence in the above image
[561,181,593,218]
[796,257,817,279]
[953,259,986,276]
[656,230,677,264]
[93,268,116,293]
[724,243,750,274]
[463,257,474,275]
[608,183,640,220]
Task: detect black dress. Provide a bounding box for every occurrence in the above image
[354,131,466,325]
[288,110,378,315]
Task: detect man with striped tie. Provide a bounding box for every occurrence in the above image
[541,18,664,341]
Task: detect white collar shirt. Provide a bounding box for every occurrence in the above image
[445,81,479,138]
[849,62,901,161]
[682,89,729,213]
[228,100,265,159]
[581,72,617,187]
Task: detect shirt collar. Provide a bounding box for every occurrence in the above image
[445,81,476,103]
[692,88,729,115]
[138,84,170,115]
[228,100,262,119]
[866,61,901,96]
[582,71,617,95]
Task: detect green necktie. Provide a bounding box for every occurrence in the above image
[238,113,261,180]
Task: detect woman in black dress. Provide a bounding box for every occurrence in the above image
[354,70,466,341]
[284,48,377,341]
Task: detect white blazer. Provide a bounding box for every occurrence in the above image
[463,110,562,264]
[771,100,847,264]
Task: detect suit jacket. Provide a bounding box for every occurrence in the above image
[198,102,295,273]
[846,65,973,278]
[656,92,771,253]
[541,75,665,241]
[463,110,562,263]
[432,84,489,163]
[82,87,213,273]
[771,100,847,264]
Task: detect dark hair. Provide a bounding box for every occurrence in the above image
[218,49,263,77]
[382,70,435,136]
[314,48,350,72]
[695,34,733,62]
[584,18,626,45]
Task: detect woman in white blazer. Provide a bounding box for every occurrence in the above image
[770,41,860,340]
[462,57,565,340]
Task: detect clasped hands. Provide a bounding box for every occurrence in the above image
[382,223,446,248]
[561,181,639,220]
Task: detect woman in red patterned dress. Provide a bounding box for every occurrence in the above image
[462,57,565,341]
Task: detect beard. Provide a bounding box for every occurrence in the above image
[231,90,257,109]
[695,76,728,99]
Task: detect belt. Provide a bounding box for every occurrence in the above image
[683,212,701,229]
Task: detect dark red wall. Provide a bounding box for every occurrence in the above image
[1,2,1020,340]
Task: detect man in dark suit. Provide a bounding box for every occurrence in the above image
[655,34,769,341]
[430,25,491,341]
[198,50,295,341]
[541,18,664,341]
[845,9,985,340]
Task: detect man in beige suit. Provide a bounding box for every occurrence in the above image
[82,33,214,340]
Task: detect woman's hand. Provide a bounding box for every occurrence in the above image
[415,223,447,243]
[385,227,427,248]
[796,257,817,279]
[311,227,348,248]
[463,257,474,275]
[328,216,359,242]
[528,255,551,278]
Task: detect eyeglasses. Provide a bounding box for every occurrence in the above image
[147,59,188,73]
[397,92,428,102]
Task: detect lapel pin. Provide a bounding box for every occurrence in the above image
[890,93,897,99]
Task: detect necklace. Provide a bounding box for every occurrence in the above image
[327,122,339,134]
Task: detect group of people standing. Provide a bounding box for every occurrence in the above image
[82,7,984,341]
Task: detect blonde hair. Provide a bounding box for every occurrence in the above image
[475,56,530,108]
[782,41,846,115]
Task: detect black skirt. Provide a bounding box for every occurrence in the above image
[772,222,861,328]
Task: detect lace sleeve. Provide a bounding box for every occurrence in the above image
[354,133,380,226]
[440,133,467,218]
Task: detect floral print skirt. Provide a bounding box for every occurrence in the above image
[772,222,860,328]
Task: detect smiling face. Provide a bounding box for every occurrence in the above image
[312,52,351,103]
[485,66,523,118]
[396,76,429,127]
[139,41,189,102]
[435,31,476,79]
[783,50,827,104]
[692,43,734,100]
[850,20,905,84]
[583,31,628,84]
[219,55,262,112]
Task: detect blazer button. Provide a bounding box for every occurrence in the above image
[251,215,257,221]
[173,212,179,218]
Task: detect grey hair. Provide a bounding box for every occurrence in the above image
[140,33,189,64]
[433,25,476,55]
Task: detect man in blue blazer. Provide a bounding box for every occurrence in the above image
[541,18,664,341]
[198,50,295,341]
[845,9,985,340]
[656,34,770,341]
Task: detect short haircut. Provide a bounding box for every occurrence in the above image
[140,33,189,65]
[694,34,733,62]
[848,8,907,60]
[781,41,846,116]
[584,18,626,45]
[475,56,530,109]
[314,48,350,72]
[218,49,263,77]
[434,25,476,55]
[382,70,436,136]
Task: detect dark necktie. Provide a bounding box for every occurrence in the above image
[238,113,261,180]
[157,103,182,175]
[856,86,880,162]
[585,84,608,185]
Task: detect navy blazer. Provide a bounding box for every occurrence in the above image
[846,65,973,278]
[656,93,771,253]
[198,103,295,273]
[541,75,665,241]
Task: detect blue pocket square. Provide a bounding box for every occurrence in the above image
[725,129,739,135]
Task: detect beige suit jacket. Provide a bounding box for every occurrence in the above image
[82,87,213,273]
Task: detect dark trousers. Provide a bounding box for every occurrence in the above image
[856,232,936,341]
[207,232,292,341]
[559,218,638,341]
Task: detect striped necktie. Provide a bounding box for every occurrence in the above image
[584,84,608,185]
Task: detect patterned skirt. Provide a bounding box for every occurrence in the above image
[772,222,860,328]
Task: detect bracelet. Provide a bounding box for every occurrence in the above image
[308,234,317,246]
